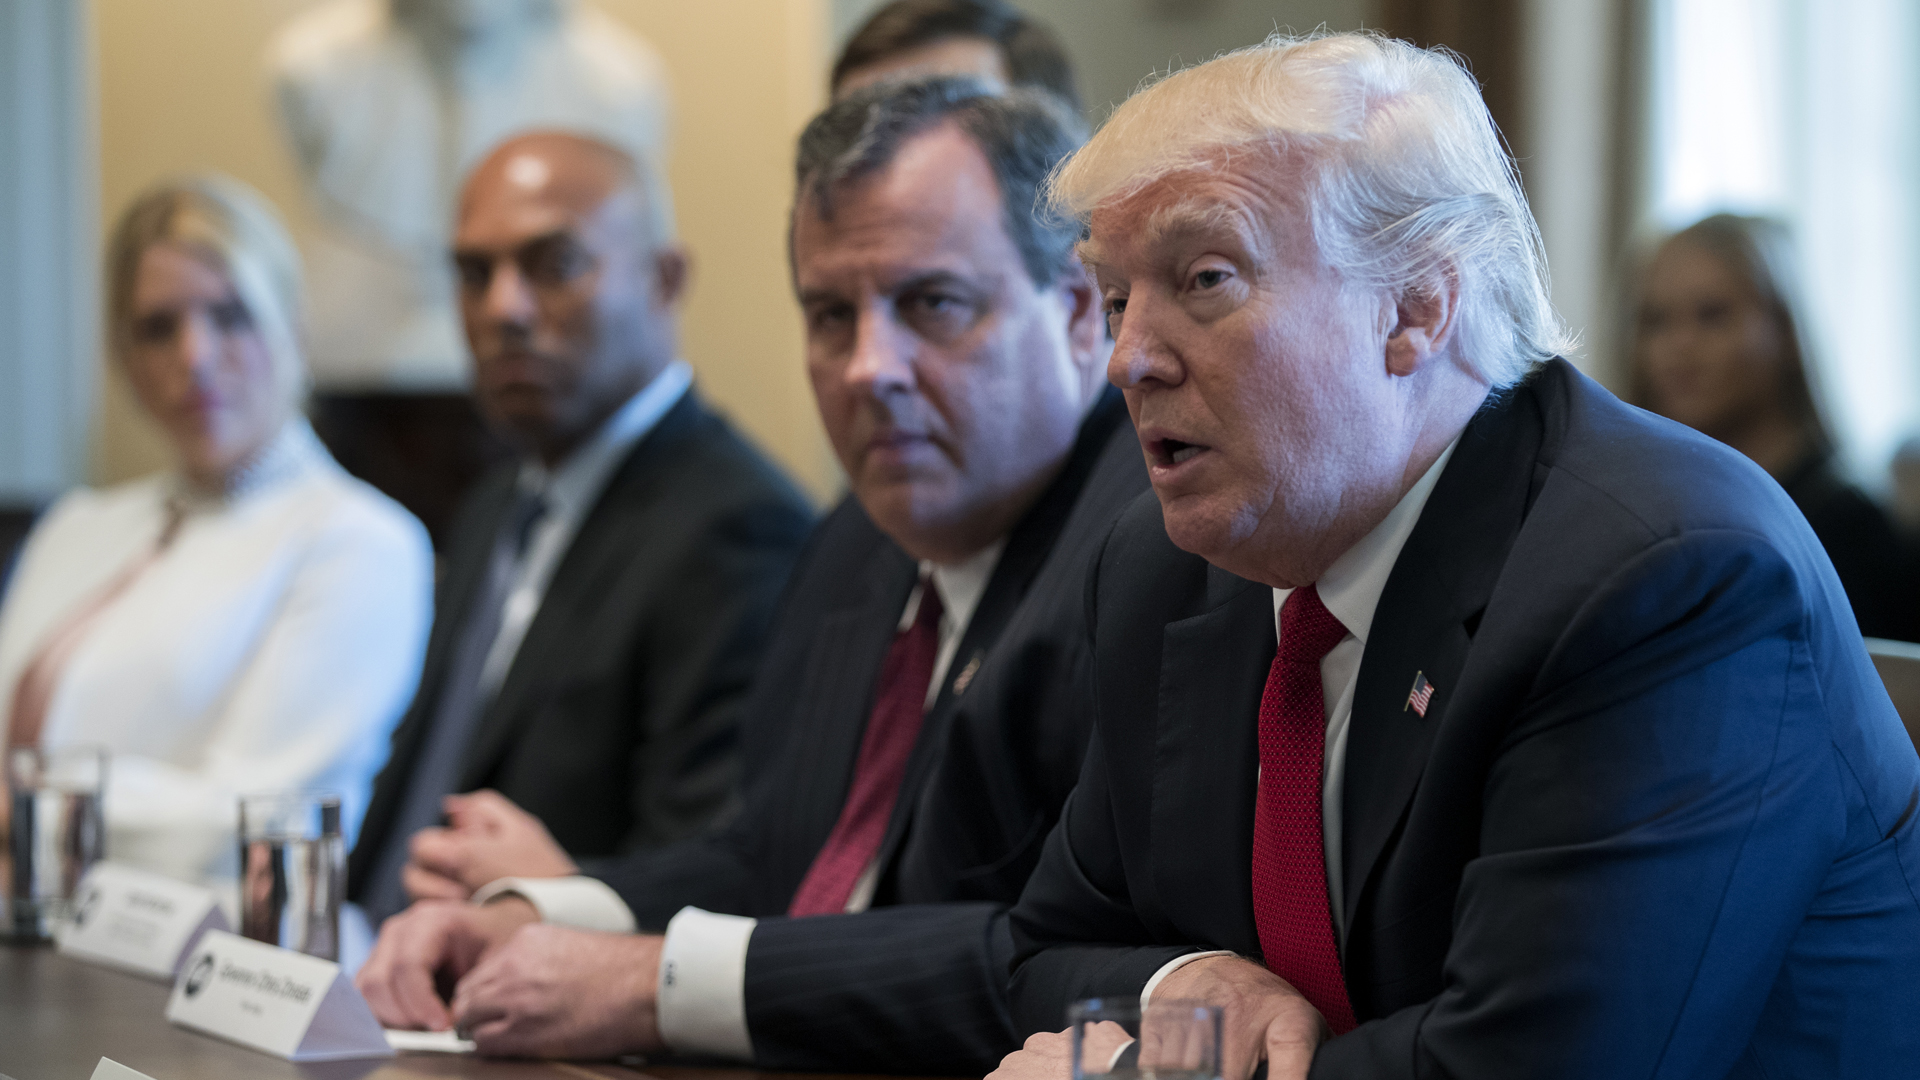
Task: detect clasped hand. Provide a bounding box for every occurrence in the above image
[356,788,660,1057]
[985,957,1327,1080]
[356,898,668,1057]
[400,789,579,902]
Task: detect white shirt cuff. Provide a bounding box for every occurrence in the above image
[471,876,636,934]
[1140,950,1238,1007]
[656,906,757,1062]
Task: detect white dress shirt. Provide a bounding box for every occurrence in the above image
[1142,440,1458,1004]
[474,536,1008,1061]
[477,360,692,697]
[0,421,434,889]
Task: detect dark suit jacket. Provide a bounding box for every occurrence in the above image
[350,390,813,902]
[586,389,1146,1074]
[1009,361,1920,1078]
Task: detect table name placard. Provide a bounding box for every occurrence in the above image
[57,863,229,980]
[164,930,394,1062]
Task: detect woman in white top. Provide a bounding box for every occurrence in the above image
[0,175,433,886]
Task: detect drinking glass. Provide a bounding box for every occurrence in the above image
[238,792,343,960]
[7,745,107,940]
[1070,998,1223,1080]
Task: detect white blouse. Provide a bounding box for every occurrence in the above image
[0,422,433,888]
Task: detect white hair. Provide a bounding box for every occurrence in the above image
[1047,30,1572,387]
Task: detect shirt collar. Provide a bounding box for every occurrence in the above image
[171,417,327,511]
[517,359,693,518]
[1274,437,1460,644]
[899,536,1008,634]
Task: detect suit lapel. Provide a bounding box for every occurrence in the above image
[872,389,1129,886]
[1152,567,1271,951]
[349,470,515,886]
[455,397,700,789]
[1341,384,1544,929]
[788,550,919,855]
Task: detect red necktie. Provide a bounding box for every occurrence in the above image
[1251,584,1358,1034]
[788,578,945,916]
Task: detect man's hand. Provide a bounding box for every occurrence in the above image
[451,926,666,1059]
[404,790,578,900]
[988,1028,1079,1080]
[1156,956,1328,1080]
[355,898,540,1030]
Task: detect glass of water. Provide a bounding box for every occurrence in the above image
[238,792,343,961]
[7,745,107,940]
[1070,998,1223,1080]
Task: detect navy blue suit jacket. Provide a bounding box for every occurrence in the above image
[1008,360,1920,1078]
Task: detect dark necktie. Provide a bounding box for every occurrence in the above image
[787,578,944,917]
[1251,584,1358,1033]
[362,490,546,922]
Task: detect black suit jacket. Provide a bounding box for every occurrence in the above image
[1009,361,1920,1078]
[350,391,813,901]
[586,389,1146,1074]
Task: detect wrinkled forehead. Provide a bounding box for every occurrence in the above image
[1079,154,1309,270]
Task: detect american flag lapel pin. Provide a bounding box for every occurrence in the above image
[1405,671,1436,717]
[952,651,983,696]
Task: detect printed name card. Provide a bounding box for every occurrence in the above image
[56,862,229,980]
[165,930,394,1062]
[90,1060,160,1080]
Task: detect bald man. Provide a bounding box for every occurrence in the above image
[348,132,813,925]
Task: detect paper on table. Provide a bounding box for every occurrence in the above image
[385,1028,478,1053]
[91,1060,159,1080]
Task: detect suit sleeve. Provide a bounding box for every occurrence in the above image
[1315,529,1881,1079]
[739,903,1021,1075]
[615,493,812,856]
[581,818,765,931]
[1008,728,1206,1034]
[1008,517,1213,1034]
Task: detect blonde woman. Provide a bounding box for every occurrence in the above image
[1630,213,1915,641]
[0,176,432,886]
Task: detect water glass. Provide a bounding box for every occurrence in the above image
[1070,998,1223,1080]
[238,792,343,961]
[7,745,107,940]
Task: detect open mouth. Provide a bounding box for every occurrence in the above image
[1152,437,1209,467]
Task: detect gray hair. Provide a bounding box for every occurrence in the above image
[794,76,1088,287]
[106,175,308,413]
[1046,31,1572,388]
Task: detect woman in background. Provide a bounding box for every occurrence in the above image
[1631,212,1915,641]
[0,176,432,886]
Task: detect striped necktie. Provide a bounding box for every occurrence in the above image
[788,577,944,916]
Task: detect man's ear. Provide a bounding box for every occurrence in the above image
[1057,255,1105,375]
[653,245,691,308]
[1384,271,1459,378]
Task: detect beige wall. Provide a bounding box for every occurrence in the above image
[92,0,839,500]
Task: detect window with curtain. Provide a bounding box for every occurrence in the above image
[1650,0,1920,485]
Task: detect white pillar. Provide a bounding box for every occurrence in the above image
[0,0,97,504]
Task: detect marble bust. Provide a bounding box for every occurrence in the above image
[270,0,670,389]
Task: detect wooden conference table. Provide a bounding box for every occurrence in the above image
[0,943,930,1080]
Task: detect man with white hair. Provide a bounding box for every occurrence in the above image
[991,31,1920,1080]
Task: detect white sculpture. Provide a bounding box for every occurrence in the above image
[269,0,671,390]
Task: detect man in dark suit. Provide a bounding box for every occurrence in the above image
[991,32,1920,1080]
[356,81,1147,1072]
[349,132,814,925]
